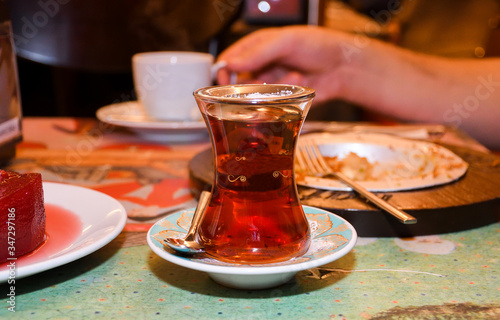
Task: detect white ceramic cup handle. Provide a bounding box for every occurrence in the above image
[211,61,237,84]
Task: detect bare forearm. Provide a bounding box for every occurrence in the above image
[217,26,500,149]
[339,38,500,149]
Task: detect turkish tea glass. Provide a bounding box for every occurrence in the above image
[194,84,315,264]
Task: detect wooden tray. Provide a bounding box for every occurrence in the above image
[188,144,500,237]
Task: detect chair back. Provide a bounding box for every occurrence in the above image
[7,0,241,72]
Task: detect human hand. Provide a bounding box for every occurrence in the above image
[217,25,356,103]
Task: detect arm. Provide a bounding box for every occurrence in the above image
[217,26,500,149]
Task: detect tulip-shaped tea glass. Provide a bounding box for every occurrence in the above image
[194,84,315,264]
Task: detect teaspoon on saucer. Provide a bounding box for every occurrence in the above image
[163,191,211,254]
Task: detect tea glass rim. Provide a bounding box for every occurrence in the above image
[193,84,315,105]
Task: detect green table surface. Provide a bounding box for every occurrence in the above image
[1,118,499,319]
[2,222,499,319]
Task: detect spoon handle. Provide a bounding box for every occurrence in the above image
[184,191,211,241]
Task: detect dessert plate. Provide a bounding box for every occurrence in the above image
[0,182,127,282]
[96,101,208,142]
[297,132,468,192]
[147,205,357,289]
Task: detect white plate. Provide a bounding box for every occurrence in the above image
[96,101,208,142]
[147,205,357,290]
[297,132,468,192]
[0,182,127,282]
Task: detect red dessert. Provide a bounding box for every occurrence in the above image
[0,170,46,263]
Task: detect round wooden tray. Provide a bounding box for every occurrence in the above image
[188,144,500,237]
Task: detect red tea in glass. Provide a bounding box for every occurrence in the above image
[194,84,315,264]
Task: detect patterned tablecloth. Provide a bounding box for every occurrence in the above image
[0,117,499,319]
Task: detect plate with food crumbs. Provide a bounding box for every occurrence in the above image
[296,132,468,192]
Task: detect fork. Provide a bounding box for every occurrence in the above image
[297,140,417,224]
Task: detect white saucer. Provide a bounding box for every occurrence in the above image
[0,182,127,282]
[147,205,357,290]
[96,101,208,142]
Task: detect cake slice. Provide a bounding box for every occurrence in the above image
[0,170,46,263]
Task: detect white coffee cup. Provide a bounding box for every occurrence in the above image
[132,51,223,121]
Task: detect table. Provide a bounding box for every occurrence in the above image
[1,117,499,319]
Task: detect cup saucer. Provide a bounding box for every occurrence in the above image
[147,205,357,290]
[96,101,208,142]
